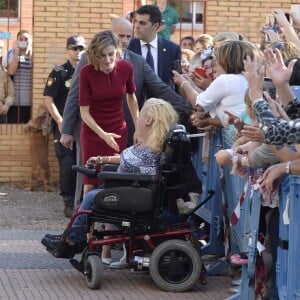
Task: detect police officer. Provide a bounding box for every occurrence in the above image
[44,35,86,217]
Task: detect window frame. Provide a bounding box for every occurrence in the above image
[170,0,205,30]
[0,0,20,22]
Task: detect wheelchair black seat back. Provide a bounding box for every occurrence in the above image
[91,124,202,226]
[159,124,202,211]
[57,124,207,293]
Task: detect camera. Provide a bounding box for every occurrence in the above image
[18,41,28,49]
[173,60,182,74]
[201,46,213,60]
[263,77,276,99]
[265,15,282,34]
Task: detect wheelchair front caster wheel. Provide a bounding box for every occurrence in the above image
[84,255,104,289]
[149,239,201,292]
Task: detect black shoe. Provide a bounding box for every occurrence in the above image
[41,236,61,250]
[45,234,62,240]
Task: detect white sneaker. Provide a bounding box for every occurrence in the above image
[102,257,112,265]
[110,243,127,269]
[109,259,128,269]
[101,251,112,264]
[231,279,241,286]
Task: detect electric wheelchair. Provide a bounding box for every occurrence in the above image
[44,124,214,292]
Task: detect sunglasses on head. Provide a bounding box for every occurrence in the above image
[68,45,85,51]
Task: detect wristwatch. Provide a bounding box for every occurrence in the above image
[96,156,103,165]
[285,161,292,174]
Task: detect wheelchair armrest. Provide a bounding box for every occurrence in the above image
[102,164,119,172]
[99,171,154,182]
[72,165,98,178]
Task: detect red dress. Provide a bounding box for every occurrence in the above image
[79,59,136,186]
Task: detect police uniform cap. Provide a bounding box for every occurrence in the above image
[66,35,86,49]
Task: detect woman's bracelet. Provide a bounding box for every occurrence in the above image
[180,80,190,89]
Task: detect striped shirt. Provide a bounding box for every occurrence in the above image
[3,49,32,106]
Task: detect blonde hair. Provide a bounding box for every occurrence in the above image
[181,48,195,61]
[213,31,240,44]
[270,41,300,61]
[195,34,213,49]
[87,30,121,71]
[143,98,178,153]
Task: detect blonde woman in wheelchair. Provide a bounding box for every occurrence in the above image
[41,98,179,266]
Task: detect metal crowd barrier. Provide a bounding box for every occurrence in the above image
[192,130,225,262]
[191,127,300,299]
[277,175,300,300]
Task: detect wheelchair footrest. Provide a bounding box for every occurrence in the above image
[47,242,86,259]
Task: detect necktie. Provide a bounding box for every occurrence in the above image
[145,43,154,71]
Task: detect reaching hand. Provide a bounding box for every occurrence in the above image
[264,48,296,87]
[263,91,290,120]
[172,70,189,87]
[271,9,290,28]
[258,163,285,194]
[102,132,121,152]
[192,72,212,89]
[243,55,264,102]
[224,110,244,131]
[241,125,264,143]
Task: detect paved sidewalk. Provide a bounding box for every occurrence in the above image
[0,232,234,300]
[0,184,234,299]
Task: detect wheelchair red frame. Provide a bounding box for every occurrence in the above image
[46,125,213,292]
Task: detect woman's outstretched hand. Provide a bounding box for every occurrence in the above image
[102,132,121,152]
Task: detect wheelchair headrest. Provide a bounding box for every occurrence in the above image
[160,124,192,169]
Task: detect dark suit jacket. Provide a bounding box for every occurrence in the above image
[127,36,181,90]
[61,50,191,146]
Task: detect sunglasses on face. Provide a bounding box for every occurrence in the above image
[68,46,85,51]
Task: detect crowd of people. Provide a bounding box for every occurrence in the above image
[2,2,300,298]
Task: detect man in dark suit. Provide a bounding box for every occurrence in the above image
[60,18,192,207]
[128,5,181,90]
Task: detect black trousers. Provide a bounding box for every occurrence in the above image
[53,127,76,197]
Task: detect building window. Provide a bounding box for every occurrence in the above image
[170,0,204,29]
[0,0,19,19]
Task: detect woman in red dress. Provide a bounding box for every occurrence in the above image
[79,30,139,195]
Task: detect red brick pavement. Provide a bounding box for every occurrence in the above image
[0,267,233,299]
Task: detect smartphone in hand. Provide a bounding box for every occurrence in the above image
[194,67,207,78]
[173,60,182,74]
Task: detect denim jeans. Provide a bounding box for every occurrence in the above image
[69,188,102,242]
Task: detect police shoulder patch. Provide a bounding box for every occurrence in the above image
[47,77,54,86]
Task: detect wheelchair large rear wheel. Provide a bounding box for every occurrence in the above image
[149,239,201,292]
[84,255,104,289]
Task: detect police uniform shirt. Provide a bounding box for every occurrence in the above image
[43,60,74,115]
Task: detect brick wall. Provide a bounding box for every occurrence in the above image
[205,0,293,42]
[124,1,297,45]
[0,0,123,185]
